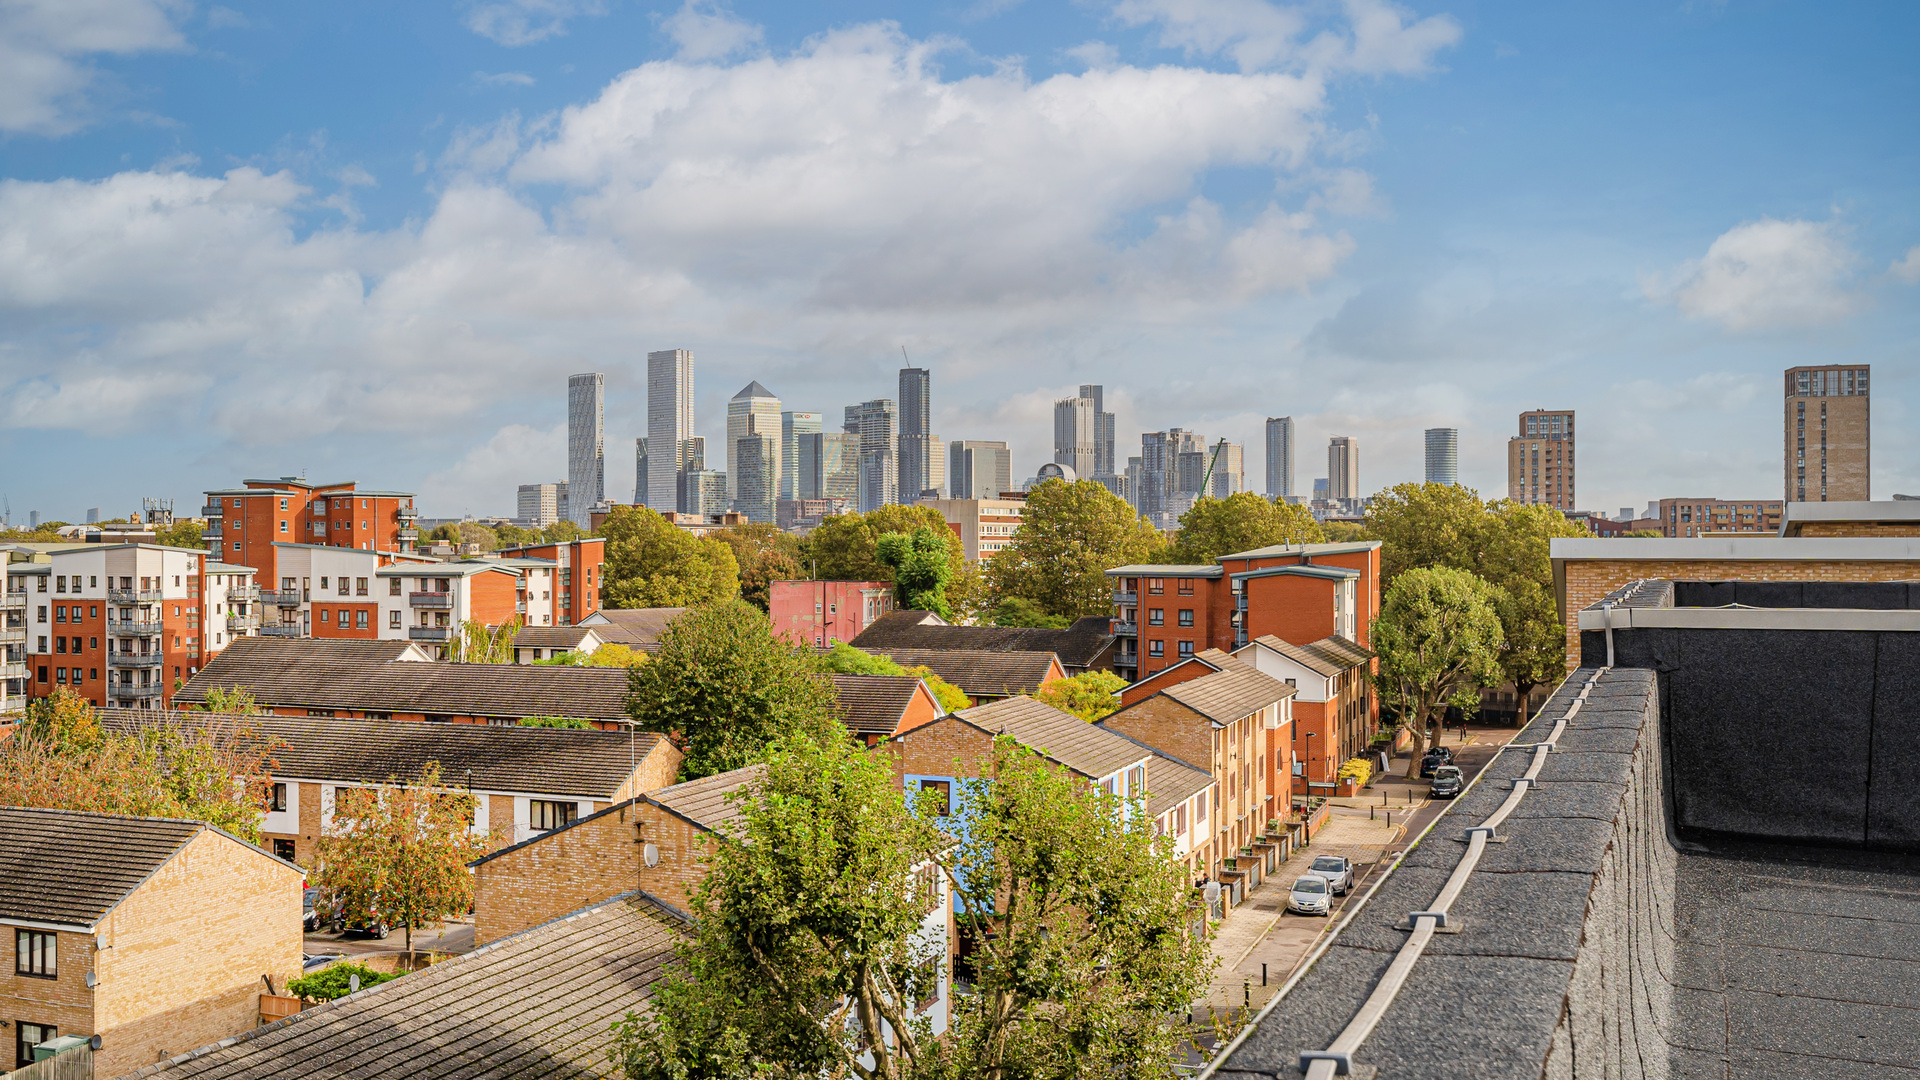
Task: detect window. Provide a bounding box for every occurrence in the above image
[320,577,330,590]
[17,1021,55,1069]
[272,839,297,861]
[1147,608,1164,626]
[355,610,369,630]
[1177,579,1194,596]
[337,579,349,596]
[919,779,952,816]
[1178,609,1194,627]
[234,542,242,551]
[1147,578,1164,595]
[16,929,55,978]
[54,638,65,654]
[389,611,401,629]
[36,577,45,592]
[1178,641,1195,657]
[1172,803,1188,837]
[1148,640,1164,657]
[53,606,64,623]
[389,578,402,595]
[356,578,368,596]
[279,521,288,533]
[530,800,577,831]
[1126,764,1145,796]
[267,782,288,811]
[280,499,289,510]
[88,605,97,618]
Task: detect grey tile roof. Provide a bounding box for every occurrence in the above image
[827,673,931,736]
[579,607,688,652]
[127,893,682,1080]
[198,636,429,664]
[1154,662,1295,725]
[98,710,665,800]
[172,638,632,720]
[947,696,1147,780]
[850,612,1114,669]
[865,647,1058,698]
[0,807,208,927]
[1143,755,1214,821]
[1245,634,1375,677]
[512,625,599,650]
[647,766,764,833]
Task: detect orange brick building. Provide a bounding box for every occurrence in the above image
[495,538,605,625]
[202,479,418,590]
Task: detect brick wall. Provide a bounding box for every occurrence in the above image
[1101,697,1211,771]
[888,718,1001,781]
[473,800,708,944]
[0,928,95,1071]
[1792,522,1920,537]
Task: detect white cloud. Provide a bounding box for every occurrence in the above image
[1891,244,1920,284]
[1111,0,1459,76]
[1656,217,1864,331]
[420,423,567,513]
[659,0,764,62]
[462,0,607,47]
[1063,40,1121,70]
[0,0,189,134]
[474,70,538,88]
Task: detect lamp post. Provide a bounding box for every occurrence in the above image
[1303,731,1318,801]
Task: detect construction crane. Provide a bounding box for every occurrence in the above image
[1197,438,1230,498]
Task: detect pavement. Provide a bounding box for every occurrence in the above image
[1195,724,1520,1016]
[304,917,476,960]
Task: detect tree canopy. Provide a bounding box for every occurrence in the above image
[1372,566,1505,771]
[1170,492,1325,563]
[155,519,204,550]
[626,601,840,779]
[801,505,961,583]
[986,479,1167,619]
[814,642,972,713]
[600,505,741,609]
[984,596,1070,629]
[877,526,955,618]
[714,523,804,612]
[1031,669,1128,722]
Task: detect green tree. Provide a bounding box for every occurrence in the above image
[714,523,805,612]
[310,761,497,953]
[457,522,498,552]
[544,519,588,543]
[518,716,594,729]
[155,519,204,550]
[1171,493,1325,563]
[986,479,1167,619]
[985,596,1070,629]
[286,961,402,1003]
[814,642,971,712]
[1032,670,1128,722]
[612,732,947,1080]
[943,559,992,626]
[876,527,955,617]
[494,522,536,548]
[195,686,262,715]
[801,505,961,583]
[626,601,839,779]
[427,523,461,544]
[1363,482,1489,587]
[1371,567,1505,773]
[453,618,520,663]
[533,642,649,668]
[600,505,741,609]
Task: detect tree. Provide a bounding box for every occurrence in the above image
[943,559,992,626]
[453,618,519,663]
[1371,567,1505,774]
[458,522,499,552]
[518,716,594,729]
[601,505,740,609]
[1474,501,1590,720]
[987,479,1167,619]
[155,519,204,550]
[534,642,649,668]
[195,685,262,715]
[612,732,947,1080]
[802,505,961,583]
[286,961,402,1003]
[1171,493,1325,563]
[714,523,805,611]
[984,596,1070,629]
[815,642,971,712]
[1032,670,1128,722]
[0,694,278,843]
[545,519,588,543]
[626,601,839,779]
[427,523,461,544]
[310,761,496,953]
[1363,482,1489,588]
[494,522,536,548]
[877,527,955,617]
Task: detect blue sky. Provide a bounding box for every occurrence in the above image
[1,0,1914,522]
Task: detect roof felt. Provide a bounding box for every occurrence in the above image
[949,696,1147,780]
[173,638,631,719]
[580,607,688,651]
[828,673,932,736]
[647,765,763,833]
[866,647,1058,697]
[851,611,1114,669]
[0,807,207,927]
[99,710,664,799]
[1156,662,1294,725]
[129,893,681,1080]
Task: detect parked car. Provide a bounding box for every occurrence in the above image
[1288,875,1332,916]
[1430,764,1464,798]
[1306,854,1355,895]
[320,892,391,939]
[302,887,321,933]
[301,952,345,972]
[1419,746,1456,778]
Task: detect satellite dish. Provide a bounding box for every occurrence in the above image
[643,843,660,868]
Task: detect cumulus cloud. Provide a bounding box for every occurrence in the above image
[420,423,567,512]
[1655,217,1864,331]
[0,0,190,134]
[1891,244,1920,284]
[462,0,607,47]
[660,0,764,61]
[473,71,537,88]
[1111,0,1460,76]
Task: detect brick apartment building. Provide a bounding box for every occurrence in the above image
[1784,364,1870,502]
[919,497,1026,559]
[0,807,303,1076]
[1655,497,1784,537]
[1507,408,1577,511]
[202,478,419,588]
[767,579,894,647]
[495,537,605,625]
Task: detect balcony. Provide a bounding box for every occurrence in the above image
[397,506,418,522]
[0,591,24,610]
[1113,590,1138,606]
[258,624,303,638]
[1112,620,1137,636]
[0,625,23,644]
[109,652,163,669]
[0,662,25,681]
[399,528,420,541]
[201,503,225,517]
[409,626,453,642]
[108,621,163,637]
[410,593,454,609]
[107,682,152,700]
[258,590,301,607]
[203,524,223,541]
[227,613,258,631]
[108,588,163,605]
[1235,592,1247,611]
[227,584,258,602]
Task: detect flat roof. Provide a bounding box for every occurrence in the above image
[1106,564,1225,577]
[1551,536,1920,560]
[1220,539,1382,560]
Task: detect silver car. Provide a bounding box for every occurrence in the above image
[1289,875,1331,916]
[1306,854,1355,895]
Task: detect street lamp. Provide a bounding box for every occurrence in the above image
[1302,731,1318,805]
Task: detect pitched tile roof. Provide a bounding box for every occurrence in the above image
[828,673,933,737]
[1143,755,1214,821]
[944,696,1147,780]
[512,625,600,650]
[850,611,1114,669]
[646,765,763,834]
[172,639,632,720]
[865,647,1059,698]
[1246,634,1376,677]
[579,607,688,652]
[99,710,666,800]
[1156,662,1295,726]
[193,636,429,664]
[0,807,235,927]
[128,893,682,1080]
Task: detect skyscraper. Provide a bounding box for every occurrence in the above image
[726,382,781,503]
[897,368,932,500]
[1785,365,1870,502]
[949,440,1011,500]
[808,432,860,503]
[735,433,778,524]
[1327,436,1359,505]
[781,411,822,501]
[646,349,694,514]
[1265,417,1295,499]
[566,373,605,527]
[517,482,566,527]
[1080,384,1116,478]
[1507,410,1575,511]
[1209,442,1245,498]
[846,400,899,512]
[1139,428,1201,520]
[1424,428,1459,486]
[633,439,647,505]
[1053,394,1097,478]
[925,436,946,499]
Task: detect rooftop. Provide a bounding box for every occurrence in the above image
[512,625,601,650]
[827,673,936,737]
[942,696,1148,780]
[1220,539,1382,560]
[850,611,1114,669]
[579,607,688,652]
[1241,634,1375,677]
[863,646,1059,698]
[647,765,763,834]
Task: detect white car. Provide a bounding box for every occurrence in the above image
[1288,875,1331,916]
[1306,854,1355,896]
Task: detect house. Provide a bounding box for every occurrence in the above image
[768,580,895,647]
[1098,652,1294,880]
[99,709,682,862]
[889,696,1154,810]
[119,893,681,1080]
[509,625,607,663]
[577,607,687,654]
[0,807,303,1076]
[849,610,1117,675]
[827,672,946,744]
[171,635,631,727]
[1231,635,1375,795]
[862,647,1064,703]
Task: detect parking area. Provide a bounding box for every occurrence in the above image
[304,917,476,961]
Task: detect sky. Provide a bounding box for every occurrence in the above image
[1,0,1915,523]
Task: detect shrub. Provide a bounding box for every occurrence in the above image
[287,961,400,1002]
